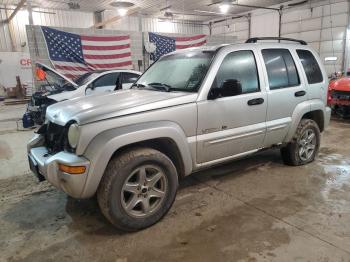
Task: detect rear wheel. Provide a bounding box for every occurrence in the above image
[280,119,320,166]
[97,147,178,231]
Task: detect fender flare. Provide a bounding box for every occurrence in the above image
[81,121,193,198]
[284,99,326,142]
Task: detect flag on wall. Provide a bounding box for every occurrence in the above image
[148,32,207,61]
[41,26,132,79]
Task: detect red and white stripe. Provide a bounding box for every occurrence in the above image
[54,35,132,79]
[175,34,207,50]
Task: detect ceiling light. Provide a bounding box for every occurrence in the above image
[110,1,134,8]
[117,8,128,16]
[325,57,337,61]
[219,4,230,14]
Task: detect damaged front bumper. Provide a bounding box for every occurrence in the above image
[27,134,90,198]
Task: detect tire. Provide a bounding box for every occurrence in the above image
[97,147,178,231]
[280,119,320,166]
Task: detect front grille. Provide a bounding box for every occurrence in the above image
[45,122,67,154]
[331,90,350,100]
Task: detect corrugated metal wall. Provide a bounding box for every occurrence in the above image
[281,1,349,75]
[210,0,350,76]
[0,7,94,52]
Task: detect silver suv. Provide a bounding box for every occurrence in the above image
[28,37,331,231]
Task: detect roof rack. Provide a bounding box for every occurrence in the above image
[245,37,307,45]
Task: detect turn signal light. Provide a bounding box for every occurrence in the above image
[59,164,86,174]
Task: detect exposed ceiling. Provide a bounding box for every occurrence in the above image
[0,0,297,22]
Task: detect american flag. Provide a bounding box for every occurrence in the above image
[149,32,207,61]
[41,26,132,79]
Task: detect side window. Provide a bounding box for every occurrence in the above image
[122,73,139,84]
[214,50,260,94]
[296,49,323,84]
[262,49,300,90]
[93,73,119,88]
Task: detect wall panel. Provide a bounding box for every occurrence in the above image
[0,6,94,52]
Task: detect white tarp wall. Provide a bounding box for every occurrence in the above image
[209,0,350,76]
[0,52,33,94]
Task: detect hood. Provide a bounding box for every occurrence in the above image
[329,77,350,92]
[47,88,82,102]
[36,62,77,87]
[46,89,197,125]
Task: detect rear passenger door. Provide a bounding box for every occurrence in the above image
[261,48,307,147]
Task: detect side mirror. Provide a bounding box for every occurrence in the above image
[87,83,95,90]
[208,79,242,99]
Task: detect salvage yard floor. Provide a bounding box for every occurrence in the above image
[1,102,350,261]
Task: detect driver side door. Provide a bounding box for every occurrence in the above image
[196,50,267,164]
[86,72,120,95]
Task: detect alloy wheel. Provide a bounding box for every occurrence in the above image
[121,164,168,218]
[298,128,316,161]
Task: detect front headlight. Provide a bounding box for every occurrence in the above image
[68,123,80,149]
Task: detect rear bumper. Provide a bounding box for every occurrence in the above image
[28,136,90,198]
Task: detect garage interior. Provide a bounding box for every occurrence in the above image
[0,0,350,261]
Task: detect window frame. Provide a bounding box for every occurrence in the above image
[92,72,120,89]
[122,72,140,84]
[296,49,323,85]
[261,48,301,91]
[210,49,261,98]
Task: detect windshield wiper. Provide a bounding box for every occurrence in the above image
[147,82,172,92]
[131,83,146,89]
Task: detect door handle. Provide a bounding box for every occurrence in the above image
[247,98,264,106]
[295,90,306,97]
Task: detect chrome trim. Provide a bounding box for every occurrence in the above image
[195,149,260,169]
[267,124,288,132]
[206,130,265,146]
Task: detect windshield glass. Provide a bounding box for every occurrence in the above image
[136,51,214,92]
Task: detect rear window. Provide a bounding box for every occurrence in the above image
[296,49,323,84]
[262,49,300,90]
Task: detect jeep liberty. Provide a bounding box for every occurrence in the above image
[28,37,331,231]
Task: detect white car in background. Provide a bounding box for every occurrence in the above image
[27,63,141,124]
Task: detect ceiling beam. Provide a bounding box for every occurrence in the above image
[4,0,27,23]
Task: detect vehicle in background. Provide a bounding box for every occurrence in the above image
[328,70,350,118]
[27,63,141,125]
[28,37,331,231]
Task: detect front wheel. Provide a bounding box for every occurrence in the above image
[97,147,178,231]
[280,119,320,166]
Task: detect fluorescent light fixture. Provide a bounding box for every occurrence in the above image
[325,56,338,61]
[117,8,128,16]
[219,4,230,14]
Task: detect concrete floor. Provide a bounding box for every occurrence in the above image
[1,103,350,261]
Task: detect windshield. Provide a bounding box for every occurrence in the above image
[136,51,214,92]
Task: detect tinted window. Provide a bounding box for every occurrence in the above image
[296,49,323,84]
[214,50,259,94]
[122,73,139,84]
[262,49,300,90]
[93,73,119,88]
